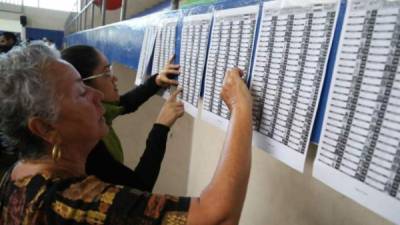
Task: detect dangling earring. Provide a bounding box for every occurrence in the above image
[52,144,62,161]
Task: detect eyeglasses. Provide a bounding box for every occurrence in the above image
[82,66,114,81]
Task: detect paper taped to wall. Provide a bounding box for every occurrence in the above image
[313,0,400,223]
[202,4,259,130]
[136,25,158,85]
[179,13,213,117]
[152,17,179,75]
[250,0,338,172]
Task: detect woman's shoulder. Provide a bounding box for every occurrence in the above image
[1,170,122,202]
[1,171,105,201]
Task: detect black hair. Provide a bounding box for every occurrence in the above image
[2,32,17,43]
[61,45,100,80]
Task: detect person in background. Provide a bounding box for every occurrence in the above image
[0,32,18,178]
[61,45,183,191]
[0,32,17,53]
[42,37,57,49]
[48,39,56,49]
[0,43,253,225]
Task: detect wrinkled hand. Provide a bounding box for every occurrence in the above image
[156,88,185,127]
[156,55,180,87]
[220,68,252,112]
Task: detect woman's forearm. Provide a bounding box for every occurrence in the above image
[188,104,253,225]
[132,123,169,191]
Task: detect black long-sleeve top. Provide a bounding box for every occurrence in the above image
[85,75,168,192]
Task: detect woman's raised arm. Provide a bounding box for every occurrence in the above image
[187,68,253,225]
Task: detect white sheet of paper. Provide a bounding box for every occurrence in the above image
[136,26,158,85]
[201,5,259,129]
[179,13,212,117]
[313,0,400,224]
[249,0,339,172]
[151,17,178,76]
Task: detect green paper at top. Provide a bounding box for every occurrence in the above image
[179,0,216,8]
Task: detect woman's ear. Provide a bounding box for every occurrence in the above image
[27,117,58,145]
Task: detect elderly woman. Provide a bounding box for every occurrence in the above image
[61,45,182,191]
[0,43,252,224]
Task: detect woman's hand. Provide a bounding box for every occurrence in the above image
[220,68,252,112]
[156,88,184,127]
[155,55,180,87]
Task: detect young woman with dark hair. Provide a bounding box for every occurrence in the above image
[61,45,183,191]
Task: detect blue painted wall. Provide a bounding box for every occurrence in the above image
[26,27,64,49]
[65,14,155,70]
[64,0,347,144]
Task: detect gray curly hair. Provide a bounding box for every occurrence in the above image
[0,42,61,159]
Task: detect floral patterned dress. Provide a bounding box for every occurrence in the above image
[0,168,189,225]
